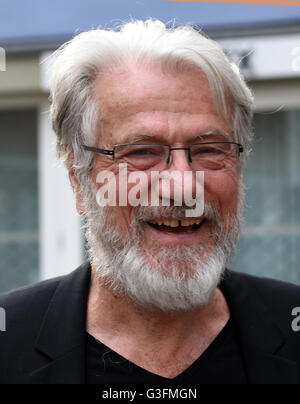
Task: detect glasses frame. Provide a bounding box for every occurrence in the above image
[83,142,244,169]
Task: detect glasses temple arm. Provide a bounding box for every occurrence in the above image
[83,145,114,156]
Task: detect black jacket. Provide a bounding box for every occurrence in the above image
[0,262,300,384]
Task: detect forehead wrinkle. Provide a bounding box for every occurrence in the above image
[94,66,234,147]
[95,65,214,118]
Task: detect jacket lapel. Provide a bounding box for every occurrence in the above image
[222,270,298,384]
[28,262,91,384]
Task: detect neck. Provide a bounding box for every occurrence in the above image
[86,265,230,378]
[86,264,230,343]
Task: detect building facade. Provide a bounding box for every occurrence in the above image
[0,1,299,293]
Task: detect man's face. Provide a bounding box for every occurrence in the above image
[91,64,238,253]
[82,63,242,310]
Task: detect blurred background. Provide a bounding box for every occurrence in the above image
[0,0,299,294]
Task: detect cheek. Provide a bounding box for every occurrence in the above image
[204,171,239,216]
[90,163,134,233]
[108,207,133,235]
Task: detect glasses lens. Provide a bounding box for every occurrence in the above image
[190,143,239,171]
[114,144,169,170]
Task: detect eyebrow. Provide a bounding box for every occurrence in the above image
[119,129,230,145]
[117,133,161,145]
[195,130,230,142]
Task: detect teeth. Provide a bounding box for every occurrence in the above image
[150,219,202,227]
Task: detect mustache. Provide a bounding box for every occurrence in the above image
[132,203,221,223]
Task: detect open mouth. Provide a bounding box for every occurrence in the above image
[146,218,206,234]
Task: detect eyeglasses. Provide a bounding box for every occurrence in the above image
[83,142,243,171]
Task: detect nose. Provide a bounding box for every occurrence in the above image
[167,148,191,171]
[159,148,197,206]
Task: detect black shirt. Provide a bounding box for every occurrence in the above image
[85,316,248,384]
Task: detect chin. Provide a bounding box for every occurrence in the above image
[93,239,227,312]
[84,191,240,312]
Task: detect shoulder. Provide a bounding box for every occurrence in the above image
[0,274,64,376]
[223,269,300,323]
[0,274,63,317]
[0,263,91,383]
[0,262,90,333]
[225,269,300,299]
[0,275,65,349]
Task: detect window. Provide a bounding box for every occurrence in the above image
[230,109,300,284]
[0,109,38,293]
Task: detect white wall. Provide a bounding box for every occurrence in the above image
[38,102,83,280]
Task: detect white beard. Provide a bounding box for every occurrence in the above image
[83,177,243,312]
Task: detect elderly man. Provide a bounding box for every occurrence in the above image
[1,19,300,385]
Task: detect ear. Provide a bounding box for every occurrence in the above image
[67,160,86,215]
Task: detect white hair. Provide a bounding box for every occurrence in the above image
[49,19,254,182]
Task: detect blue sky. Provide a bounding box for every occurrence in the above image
[1,0,300,42]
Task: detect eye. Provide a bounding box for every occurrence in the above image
[194,146,225,155]
[199,147,219,154]
[123,146,165,159]
[127,148,151,156]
